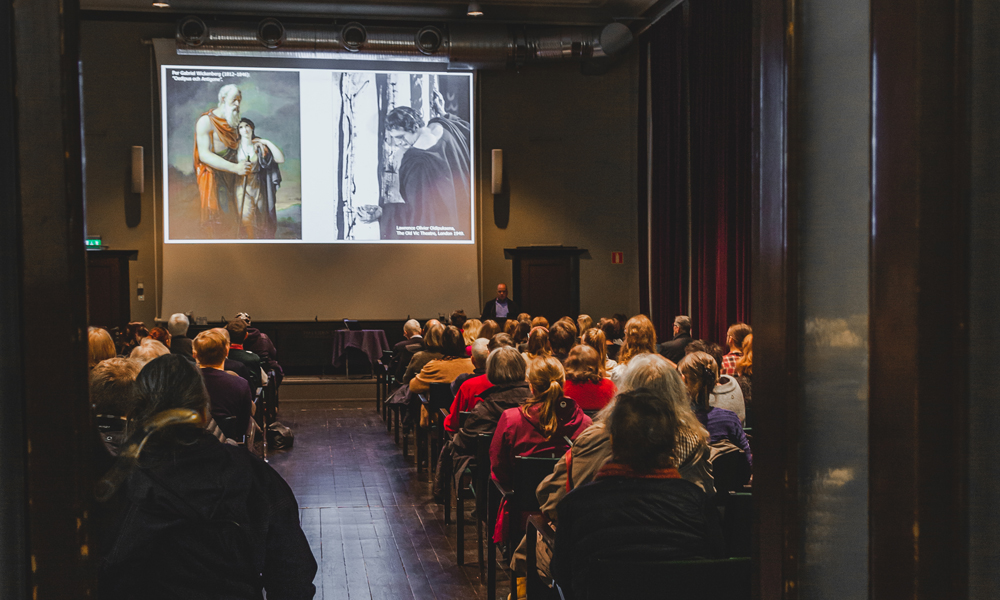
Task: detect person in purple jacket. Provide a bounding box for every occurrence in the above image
[678,351,752,467]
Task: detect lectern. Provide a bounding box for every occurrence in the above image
[86,249,137,330]
[504,246,587,324]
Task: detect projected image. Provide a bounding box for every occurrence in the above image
[335,72,472,241]
[164,69,302,241]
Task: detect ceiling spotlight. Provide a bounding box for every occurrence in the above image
[467,2,483,16]
[152,2,170,6]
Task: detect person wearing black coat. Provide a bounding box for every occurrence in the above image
[481,283,520,325]
[551,389,723,600]
[656,315,694,364]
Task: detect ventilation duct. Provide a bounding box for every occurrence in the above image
[175,17,634,70]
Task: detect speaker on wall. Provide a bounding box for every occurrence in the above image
[491,148,509,228]
[491,149,502,194]
[131,146,144,194]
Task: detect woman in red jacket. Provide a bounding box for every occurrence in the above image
[490,355,592,544]
[562,345,617,411]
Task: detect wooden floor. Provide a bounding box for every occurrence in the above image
[268,399,511,600]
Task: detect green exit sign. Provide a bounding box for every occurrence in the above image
[85,237,101,248]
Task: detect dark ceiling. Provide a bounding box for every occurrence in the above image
[80,0,672,26]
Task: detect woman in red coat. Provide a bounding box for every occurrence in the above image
[562,345,617,411]
[490,355,592,543]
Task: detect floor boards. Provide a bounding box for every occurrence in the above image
[269,399,510,600]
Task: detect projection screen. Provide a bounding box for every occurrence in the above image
[153,40,480,321]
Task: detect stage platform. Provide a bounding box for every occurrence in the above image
[281,375,378,402]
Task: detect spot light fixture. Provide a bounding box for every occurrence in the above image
[467,2,483,17]
[152,1,170,6]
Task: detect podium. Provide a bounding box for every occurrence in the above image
[504,246,587,324]
[86,249,137,330]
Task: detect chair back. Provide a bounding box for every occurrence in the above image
[458,411,472,429]
[509,455,560,513]
[474,432,494,521]
[584,557,751,600]
[427,382,455,412]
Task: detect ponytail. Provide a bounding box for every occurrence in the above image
[524,356,567,438]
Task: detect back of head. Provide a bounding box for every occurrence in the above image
[226,319,248,344]
[737,334,753,376]
[618,314,657,364]
[193,328,229,366]
[130,338,171,365]
[423,321,445,350]
[557,317,578,337]
[577,314,593,334]
[727,322,753,348]
[129,354,210,439]
[526,327,552,357]
[580,328,609,376]
[90,358,142,417]
[564,344,601,384]
[450,309,468,330]
[470,338,490,368]
[617,353,683,401]
[608,389,678,471]
[503,319,518,336]
[148,326,171,348]
[167,313,190,337]
[677,351,719,410]
[403,319,421,337]
[441,325,467,358]
[525,355,567,437]
[479,319,501,340]
[463,319,483,345]
[530,316,549,329]
[674,315,692,334]
[517,313,531,323]
[488,332,515,351]
[487,346,527,385]
[513,320,531,344]
[89,326,117,368]
[549,321,576,357]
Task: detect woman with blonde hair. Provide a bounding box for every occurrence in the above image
[576,314,593,337]
[608,315,657,383]
[580,327,615,377]
[462,319,483,346]
[478,319,501,341]
[491,356,591,544]
[522,326,552,361]
[89,326,117,368]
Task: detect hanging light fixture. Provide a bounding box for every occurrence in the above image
[467,2,484,17]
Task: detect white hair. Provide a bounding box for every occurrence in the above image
[129,338,170,365]
[167,313,189,336]
[218,84,241,104]
[403,319,421,336]
[470,338,490,368]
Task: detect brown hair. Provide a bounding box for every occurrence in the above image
[577,314,593,335]
[599,318,618,341]
[89,326,117,368]
[90,357,142,416]
[523,356,566,438]
[479,319,501,341]
[423,321,445,350]
[226,319,248,344]
[564,345,602,384]
[580,328,609,378]
[727,322,753,348]
[503,318,518,336]
[192,329,229,366]
[525,327,552,358]
[608,389,679,471]
[549,321,577,359]
[530,316,549,329]
[617,315,657,365]
[148,327,172,348]
[513,320,531,344]
[441,325,467,358]
[677,351,719,411]
[735,333,753,376]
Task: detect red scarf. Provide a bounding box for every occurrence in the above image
[230,343,244,350]
[594,462,681,480]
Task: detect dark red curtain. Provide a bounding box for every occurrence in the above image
[640,0,752,346]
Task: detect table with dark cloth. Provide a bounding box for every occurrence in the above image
[331,330,391,372]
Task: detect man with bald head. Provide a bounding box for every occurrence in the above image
[388,319,423,384]
[481,283,520,326]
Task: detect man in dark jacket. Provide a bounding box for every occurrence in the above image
[167,313,194,360]
[226,319,263,392]
[481,283,520,325]
[657,315,694,364]
[551,390,723,599]
[236,312,283,386]
[388,319,422,385]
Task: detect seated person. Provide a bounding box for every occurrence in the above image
[678,351,752,467]
[129,338,171,365]
[522,327,551,363]
[235,312,284,385]
[193,329,253,441]
[451,337,488,397]
[581,327,616,375]
[388,319,422,384]
[147,326,171,349]
[548,321,576,365]
[608,315,657,384]
[598,318,621,362]
[96,354,316,598]
[443,334,516,432]
[402,320,444,385]
[89,326,117,369]
[435,346,531,501]
[685,340,746,422]
[167,313,194,360]
[563,345,616,411]
[490,356,592,544]
[551,389,724,600]
[90,358,141,456]
[226,319,264,392]
[408,325,474,395]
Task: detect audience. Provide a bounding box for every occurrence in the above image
[576,314,593,337]
[677,351,752,467]
[89,326,117,368]
[167,313,194,360]
[530,316,549,329]
[193,328,253,441]
[452,338,488,395]
[236,312,283,385]
[388,319,422,383]
[503,318,518,337]
[129,338,171,365]
[563,345,616,411]
[90,357,141,456]
[96,354,316,598]
[551,389,724,600]
[722,322,752,375]
[490,356,592,545]
[463,318,483,346]
[523,327,552,362]
[513,319,531,349]
[685,340,746,423]
[609,314,657,383]
[599,318,621,361]
[657,314,693,363]
[444,339,492,432]
[402,320,444,384]
[147,326,171,348]
[226,319,264,392]
[581,327,615,376]
[479,319,501,341]
[121,322,150,357]
[450,309,468,332]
